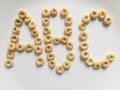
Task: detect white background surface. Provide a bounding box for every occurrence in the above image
[0,0,120,90]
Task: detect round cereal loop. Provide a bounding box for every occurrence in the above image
[34,45,43,55]
[82,14,91,24]
[106,53,115,62]
[103,16,112,25]
[80,50,89,60]
[14,18,23,27]
[42,18,50,26]
[64,26,72,36]
[85,57,94,67]
[7,43,16,51]
[79,41,89,51]
[36,56,44,67]
[25,44,33,52]
[50,8,58,17]
[31,29,39,38]
[47,53,55,61]
[98,10,107,21]
[60,8,68,18]
[18,9,27,20]
[61,35,69,45]
[67,52,75,61]
[44,34,52,44]
[62,60,71,70]
[4,60,13,68]
[42,9,50,18]
[43,26,51,35]
[66,41,74,50]
[56,65,64,74]
[79,31,88,41]
[49,60,56,69]
[12,27,20,35]
[102,60,110,68]
[45,44,53,53]
[90,10,98,19]
[7,51,15,59]
[93,62,101,70]
[25,16,32,24]
[10,34,19,43]
[53,37,60,45]
[28,21,36,30]
[79,23,86,31]
[65,16,73,26]
[16,43,25,52]
[34,37,42,45]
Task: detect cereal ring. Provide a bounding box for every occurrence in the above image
[85,57,94,67]
[16,43,25,52]
[6,51,15,59]
[48,60,56,69]
[56,65,64,74]
[80,50,89,60]
[31,29,39,38]
[25,16,32,24]
[14,18,23,27]
[28,21,36,30]
[34,45,43,55]
[62,60,71,70]
[12,27,20,35]
[47,53,55,61]
[66,41,74,50]
[45,44,53,53]
[67,52,75,61]
[18,9,27,20]
[7,43,16,51]
[42,9,50,18]
[102,60,110,68]
[61,35,69,45]
[43,26,51,35]
[10,34,19,43]
[44,34,52,44]
[34,37,42,45]
[42,18,50,26]
[79,23,86,31]
[36,56,44,67]
[25,44,33,52]
[65,16,73,26]
[50,8,58,17]
[106,53,115,62]
[60,8,68,18]
[90,10,98,19]
[4,60,13,68]
[98,10,107,21]
[53,37,60,45]
[93,62,101,70]
[64,26,72,36]
[79,31,88,41]
[79,41,89,51]
[82,14,91,24]
[103,16,112,25]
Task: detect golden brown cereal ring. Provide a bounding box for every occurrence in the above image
[106,53,115,62]
[56,65,64,74]
[102,60,110,68]
[85,57,94,67]
[34,45,43,55]
[62,60,71,70]
[65,16,73,26]
[90,10,98,19]
[60,8,68,18]
[67,52,75,61]
[98,10,107,21]
[79,41,89,51]
[80,50,89,60]
[18,9,27,20]
[10,34,19,43]
[36,56,44,67]
[64,26,72,36]
[34,37,42,45]
[16,43,25,52]
[48,60,56,69]
[28,21,36,30]
[47,53,55,61]
[42,18,50,26]
[66,41,74,50]
[79,22,86,31]
[93,62,101,70]
[25,16,32,24]
[43,26,51,35]
[50,8,58,17]
[31,30,39,38]
[25,44,33,52]
[82,14,91,24]
[6,51,15,59]
[14,18,23,27]
[61,35,69,45]
[79,31,88,41]
[12,27,20,35]
[53,37,60,45]
[7,43,16,51]
[45,44,53,53]
[4,60,13,68]
[42,9,50,18]
[103,16,112,25]
[44,34,52,44]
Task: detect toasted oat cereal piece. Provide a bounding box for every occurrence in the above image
[65,16,73,26]
[53,37,60,45]
[82,14,91,24]
[64,26,72,36]
[93,62,101,70]
[18,9,27,20]
[79,31,88,41]
[34,37,42,45]
[60,8,68,18]
[66,41,74,50]
[44,34,52,44]
[10,34,19,43]
[36,56,44,67]
[61,35,69,45]
[16,43,25,52]
[102,59,110,68]
[42,9,50,18]
[42,18,50,26]
[4,60,14,68]
[106,53,115,62]
[48,60,56,69]
[14,18,23,27]
[45,44,53,53]
[28,21,36,30]
[50,8,58,17]
[103,16,112,25]
[56,65,64,74]
[31,29,39,38]
[79,41,89,51]
[90,10,98,19]
[12,27,20,35]
[62,60,71,70]
[47,53,55,61]
[85,57,94,67]
[6,51,15,59]
[34,45,43,55]
[98,10,107,21]
[43,26,51,35]
[25,44,33,52]
[80,50,89,60]
[7,43,16,51]
[79,22,86,31]
[25,16,32,24]
[67,52,75,61]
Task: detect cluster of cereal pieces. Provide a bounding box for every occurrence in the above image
[42,8,75,74]
[79,10,115,69]
[5,10,44,68]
